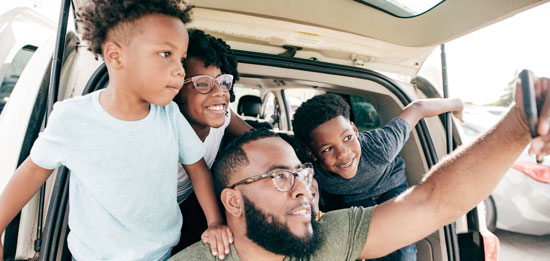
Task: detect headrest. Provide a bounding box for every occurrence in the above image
[237,95,262,117]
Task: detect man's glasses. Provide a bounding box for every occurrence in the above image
[229,163,314,192]
[183,74,233,94]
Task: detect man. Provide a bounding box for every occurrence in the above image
[171,75,550,260]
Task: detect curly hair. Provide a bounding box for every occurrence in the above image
[186,29,239,102]
[77,0,193,59]
[212,128,279,197]
[292,94,350,146]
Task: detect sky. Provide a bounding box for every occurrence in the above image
[424,2,550,105]
[1,1,549,105]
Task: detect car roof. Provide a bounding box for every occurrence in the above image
[71,0,549,76]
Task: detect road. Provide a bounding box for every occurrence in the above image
[495,229,550,261]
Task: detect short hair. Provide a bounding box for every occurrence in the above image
[186,29,239,102]
[77,0,193,59]
[212,128,279,196]
[292,94,350,145]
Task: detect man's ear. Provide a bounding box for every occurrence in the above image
[220,188,244,217]
[103,41,124,69]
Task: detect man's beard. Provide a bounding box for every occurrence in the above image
[242,195,322,258]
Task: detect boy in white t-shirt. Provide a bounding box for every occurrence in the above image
[0,1,231,260]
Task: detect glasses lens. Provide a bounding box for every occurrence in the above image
[194,76,213,93]
[273,171,294,192]
[297,167,313,187]
[216,75,233,91]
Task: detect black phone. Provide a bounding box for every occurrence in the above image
[520,69,538,138]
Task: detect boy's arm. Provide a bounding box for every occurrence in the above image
[0,157,53,259]
[184,159,233,259]
[397,98,464,129]
[184,159,224,227]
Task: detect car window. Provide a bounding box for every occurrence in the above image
[355,0,444,18]
[230,83,260,113]
[0,45,37,114]
[349,95,380,132]
[263,92,281,129]
[284,88,324,121]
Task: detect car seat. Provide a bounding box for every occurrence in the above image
[237,95,273,129]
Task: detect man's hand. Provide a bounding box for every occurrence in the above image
[201,223,233,260]
[513,76,550,159]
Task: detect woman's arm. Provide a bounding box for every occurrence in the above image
[226,110,252,136]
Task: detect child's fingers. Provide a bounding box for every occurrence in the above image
[221,231,230,254]
[216,233,226,259]
[227,227,234,244]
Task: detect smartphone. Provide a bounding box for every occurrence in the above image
[520,69,538,138]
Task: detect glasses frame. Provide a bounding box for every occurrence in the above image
[228,163,314,192]
[183,74,234,94]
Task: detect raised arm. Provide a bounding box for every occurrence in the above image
[397,98,464,129]
[358,77,549,259]
[0,158,53,260]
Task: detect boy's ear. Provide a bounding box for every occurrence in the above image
[103,41,124,69]
[306,146,317,161]
[350,121,359,136]
[220,188,244,217]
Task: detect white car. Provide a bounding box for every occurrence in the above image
[463,110,550,235]
[2,0,549,260]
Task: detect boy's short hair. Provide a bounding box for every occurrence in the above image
[292,94,350,145]
[77,0,193,59]
[212,128,279,196]
[186,29,239,102]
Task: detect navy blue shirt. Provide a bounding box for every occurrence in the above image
[314,117,410,204]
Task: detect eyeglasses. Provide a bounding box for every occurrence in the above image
[183,74,233,94]
[229,163,314,192]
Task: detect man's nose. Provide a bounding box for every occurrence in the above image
[290,176,313,201]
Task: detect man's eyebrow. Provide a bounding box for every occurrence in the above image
[265,164,300,172]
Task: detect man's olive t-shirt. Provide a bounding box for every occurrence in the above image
[170,206,374,261]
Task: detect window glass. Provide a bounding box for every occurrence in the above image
[0,46,36,114]
[230,83,260,113]
[263,92,280,129]
[349,95,380,132]
[356,0,444,17]
[284,88,325,121]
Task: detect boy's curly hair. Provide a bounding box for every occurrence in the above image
[292,94,350,146]
[186,29,239,102]
[77,0,193,59]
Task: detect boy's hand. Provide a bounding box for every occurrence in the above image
[201,223,233,260]
[452,109,465,124]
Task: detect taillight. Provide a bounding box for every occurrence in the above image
[512,161,550,183]
[480,230,499,261]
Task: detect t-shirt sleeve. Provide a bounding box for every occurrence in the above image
[310,206,375,260]
[172,103,206,165]
[362,117,410,164]
[30,103,68,170]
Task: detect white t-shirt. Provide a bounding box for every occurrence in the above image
[177,107,231,203]
[30,90,205,260]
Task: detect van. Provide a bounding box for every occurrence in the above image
[2,0,549,260]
